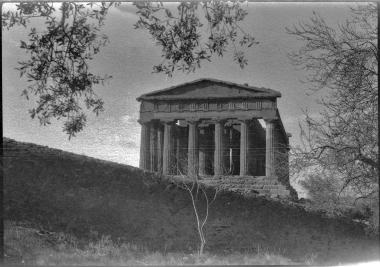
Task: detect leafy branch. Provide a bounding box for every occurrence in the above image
[134,1,257,77]
[3,2,115,138]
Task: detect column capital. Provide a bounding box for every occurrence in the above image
[138,119,150,125]
[186,118,200,124]
[210,118,226,124]
[264,118,277,123]
[237,118,253,123]
[161,119,177,124]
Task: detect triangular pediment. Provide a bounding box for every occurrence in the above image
[137,78,281,101]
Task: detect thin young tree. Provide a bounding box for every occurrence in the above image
[172,161,219,257]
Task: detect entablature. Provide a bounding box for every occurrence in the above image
[140,98,277,114]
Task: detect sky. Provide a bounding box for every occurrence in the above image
[2,2,361,190]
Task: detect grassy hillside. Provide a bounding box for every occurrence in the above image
[3,137,379,264]
[4,221,295,265]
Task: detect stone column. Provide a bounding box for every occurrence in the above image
[226,126,233,173]
[139,120,150,170]
[214,119,225,176]
[231,126,240,175]
[265,119,276,177]
[198,127,206,176]
[175,128,181,174]
[240,119,249,176]
[156,125,164,173]
[163,121,174,175]
[150,124,157,172]
[187,120,199,178]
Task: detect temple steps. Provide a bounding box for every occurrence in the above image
[168,175,291,198]
[197,175,291,198]
[201,176,279,184]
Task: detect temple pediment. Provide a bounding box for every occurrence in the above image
[137,78,281,101]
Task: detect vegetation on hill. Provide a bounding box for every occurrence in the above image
[3,137,379,265]
[4,221,295,265]
[288,3,378,230]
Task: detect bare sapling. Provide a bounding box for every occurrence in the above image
[174,165,219,256]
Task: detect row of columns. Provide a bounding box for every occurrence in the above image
[139,118,276,177]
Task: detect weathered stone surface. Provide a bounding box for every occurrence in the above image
[187,121,199,177]
[137,78,281,101]
[163,122,174,175]
[239,120,249,176]
[214,119,225,176]
[139,121,150,170]
[265,119,275,177]
[198,128,207,176]
[198,175,292,198]
[156,126,163,173]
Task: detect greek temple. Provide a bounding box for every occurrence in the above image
[137,79,293,196]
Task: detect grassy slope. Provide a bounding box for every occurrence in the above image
[4,221,295,265]
[3,137,379,264]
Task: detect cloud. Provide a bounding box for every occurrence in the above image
[118,139,138,149]
[120,114,138,125]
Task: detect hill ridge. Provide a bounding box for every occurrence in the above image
[2,137,140,170]
[3,137,379,264]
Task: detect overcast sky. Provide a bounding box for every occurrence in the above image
[3,2,360,174]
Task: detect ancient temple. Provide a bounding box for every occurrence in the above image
[137,78,294,197]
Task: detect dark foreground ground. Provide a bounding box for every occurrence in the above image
[3,137,379,265]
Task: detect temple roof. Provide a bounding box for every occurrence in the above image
[137,78,281,101]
